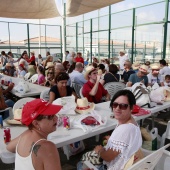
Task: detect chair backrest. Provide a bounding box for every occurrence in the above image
[24,72,30,81]
[127,144,170,170]
[13,97,35,113]
[40,89,50,101]
[29,74,38,83]
[72,83,82,98]
[79,87,84,98]
[104,82,126,99]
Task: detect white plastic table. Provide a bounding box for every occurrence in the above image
[0,102,152,163]
[1,75,49,98]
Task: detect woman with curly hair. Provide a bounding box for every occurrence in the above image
[49,72,73,103]
[62,61,70,73]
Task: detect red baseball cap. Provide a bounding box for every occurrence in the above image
[22,99,63,126]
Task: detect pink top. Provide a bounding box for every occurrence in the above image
[37,74,45,85]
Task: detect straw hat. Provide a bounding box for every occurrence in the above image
[30,51,35,54]
[46,62,54,69]
[84,65,97,80]
[150,63,160,70]
[138,65,149,74]
[6,109,22,125]
[132,62,140,70]
[75,98,95,114]
[119,49,126,54]
[6,63,11,67]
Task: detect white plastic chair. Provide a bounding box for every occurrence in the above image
[104,82,126,99]
[79,87,84,98]
[24,72,30,81]
[160,121,170,147]
[40,89,50,101]
[29,74,38,83]
[0,107,13,119]
[13,97,35,113]
[83,144,170,170]
[72,83,82,98]
[127,144,170,170]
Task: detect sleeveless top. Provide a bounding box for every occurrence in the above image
[103,123,142,170]
[15,138,46,170]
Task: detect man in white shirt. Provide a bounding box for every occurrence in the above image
[119,50,129,70]
[69,62,87,86]
[159,59,170,76]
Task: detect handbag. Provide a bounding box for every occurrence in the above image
[81,150,103,165]
[131,82,151,107]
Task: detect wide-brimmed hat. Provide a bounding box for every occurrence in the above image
[6,63,11,67]
[150,63,160,70]
[45,62,54,69]
[139,65,149,74]
[75,98,95,114]
[84,66,97,80]
[119,49,126,54]
[30,51,35,54]
[6,109,22,125]
[132,62,140,70]
[22,99,62,126]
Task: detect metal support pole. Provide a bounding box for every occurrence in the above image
[163,0,169,59]
[90,19,93,63]
[60,26,63,60]
[8,22,11,51]
[131,8,135,63]
[108,5,111,60]
[38,19,41,54]
[124,40,126,50]
[83,14,84,58]
[27,24,30,56]
[76,22,78,52]
[153,42,155,63]
[98,9,100,61]
[45,25,47,52]
[112,40,113,64]
[62,2,66,61]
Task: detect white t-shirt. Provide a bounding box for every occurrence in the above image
[119,55,129,70]
[147,73,163,86]
[159,66,170,76]
[104,123,142,170]
[19,59,29,70]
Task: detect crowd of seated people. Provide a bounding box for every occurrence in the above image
[1,49,170,170]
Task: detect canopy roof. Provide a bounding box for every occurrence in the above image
[0,0,59,19]
[66,0,124,17]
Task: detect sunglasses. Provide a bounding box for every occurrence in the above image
[42,115,55,120]
[48,72,54,74]
[112,102,129,110]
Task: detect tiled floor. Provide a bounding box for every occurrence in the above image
[0,111,169,170]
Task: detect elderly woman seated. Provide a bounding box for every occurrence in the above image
[77,90,142,170]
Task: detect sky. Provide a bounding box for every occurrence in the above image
[0,0,168,45]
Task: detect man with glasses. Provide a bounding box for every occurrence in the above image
[127,65,149,87]
[82,66,110,103]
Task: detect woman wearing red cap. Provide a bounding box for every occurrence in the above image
[6,99,62,170]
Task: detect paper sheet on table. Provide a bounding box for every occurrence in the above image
[52,96,77,115]
[70,110,107,133]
